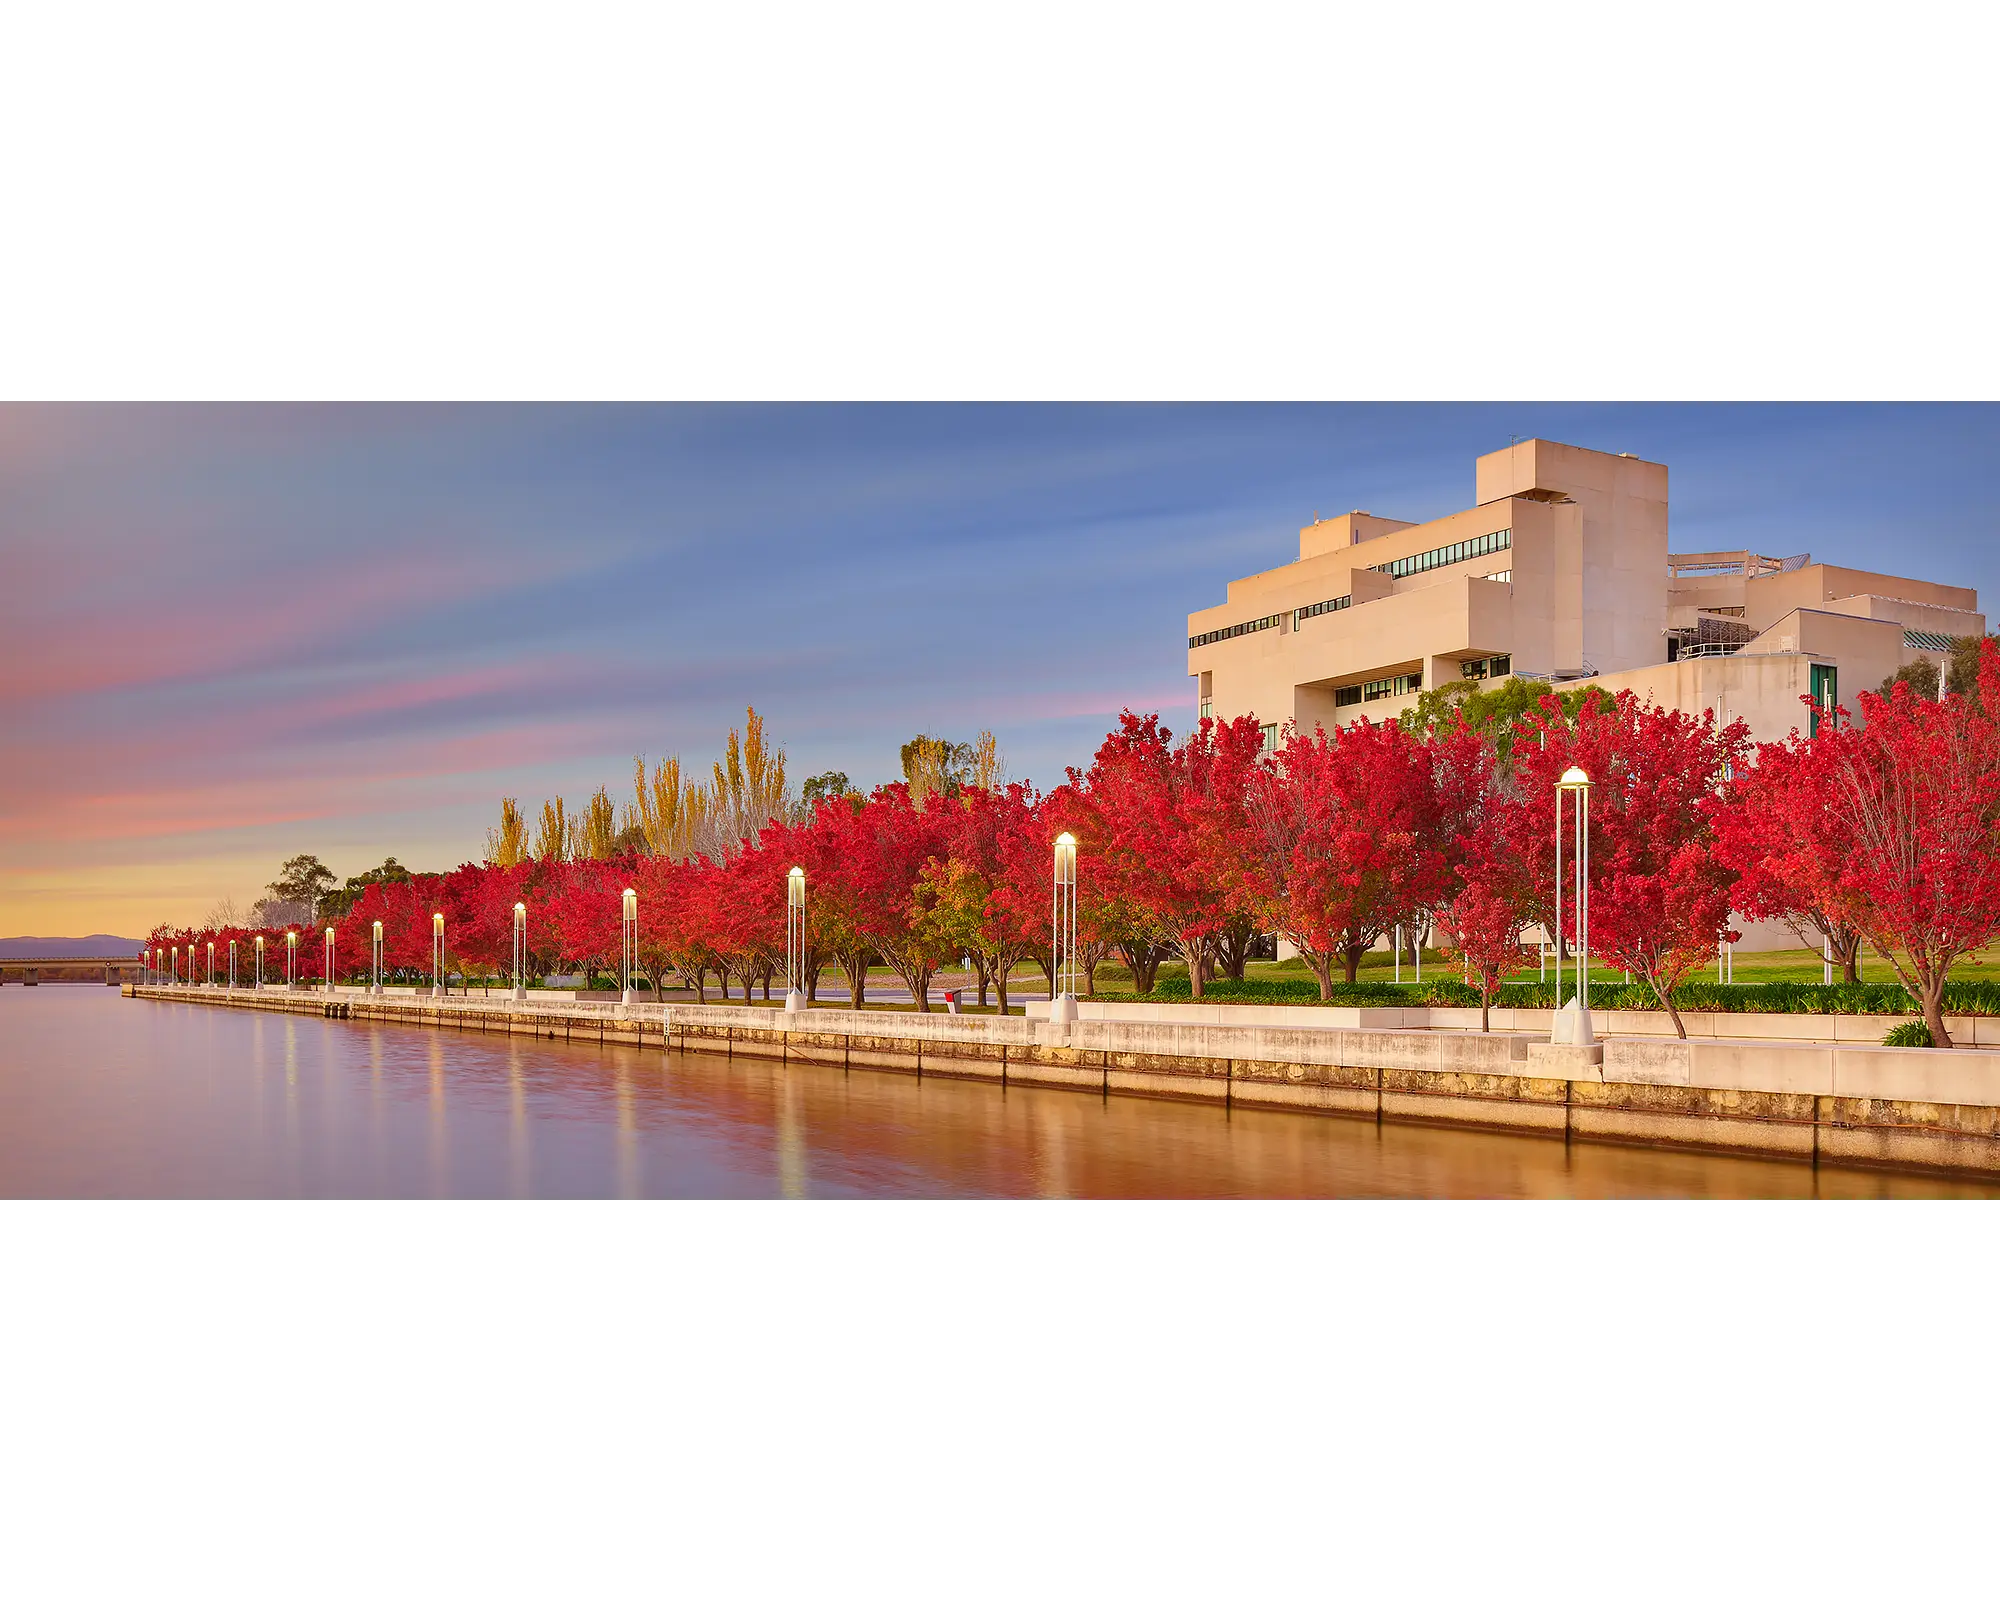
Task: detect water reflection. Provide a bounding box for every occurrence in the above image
[2,989,1997,1200]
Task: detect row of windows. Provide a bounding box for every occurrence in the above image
[1370,527,1510,580]
[1292,594,1351,628]
[1188,612,1282,650]
[1460,654,1512,681]
[1333,671,1424,708]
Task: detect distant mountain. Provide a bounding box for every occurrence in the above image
[0,935,144,959]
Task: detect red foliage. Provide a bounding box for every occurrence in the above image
[1814,643,2000,1045]
[1239,716,1491,995]
[1709,730,1862,981]
[1067,711,1264,996]
[1494,690,1747,1037]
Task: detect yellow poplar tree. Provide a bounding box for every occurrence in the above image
[486,797,529,867]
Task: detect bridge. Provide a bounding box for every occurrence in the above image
[1,957,146,985]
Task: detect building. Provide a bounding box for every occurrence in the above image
[1187,438,1983,752]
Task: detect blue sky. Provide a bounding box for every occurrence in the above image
[4,403,1995,934]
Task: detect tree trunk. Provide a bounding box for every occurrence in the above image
[995,969,1009,1016]
[1118,941,1160,995]
[840,954,869,1008]
[1923,983,1953,1047]
[1480,988,1491,1032]
[1342,941,1364,984]
[1308,953,1334,1002]
[1188,937,1206,1000]
[1837,929,1861,985]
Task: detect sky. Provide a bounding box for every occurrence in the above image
[4,402,1996,938]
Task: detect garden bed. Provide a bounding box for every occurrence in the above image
[1111,975,2000,1016]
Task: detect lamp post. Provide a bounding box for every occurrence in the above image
[784,869,807,1012]
[512,903,527,1003]
[229,939,237,989]
[371,920,384,996]
[1051,831,1079,1026]
[1553,766,1593,1046]
[325,926,336,995]
[621,887,640,1007]
[206,940,215,987]
[433,912,446,1000]
[254,935,265,991]
[286,930,298,989]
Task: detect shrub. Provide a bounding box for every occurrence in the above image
[1118,972,1994,1017]
[1882,1020,1936,1048]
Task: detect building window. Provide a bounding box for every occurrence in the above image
[1189,612,1283,650]
[1810,663,1837,736]
[1260,722,1280,753]
[1460,654,1512,681]
[1370,527,1511,581]
[1199,697,1213,722]
[1293,594,1352,627]
[1338,671,1424,707]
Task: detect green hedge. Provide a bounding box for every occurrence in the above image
[1121,975,2000,1016]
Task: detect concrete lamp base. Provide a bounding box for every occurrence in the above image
[1550,996,1595,1047]
[512,985,527,1003]
[784,990,808,1012]
[1049,993,1079,1025]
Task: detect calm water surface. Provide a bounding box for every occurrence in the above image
[2,988,1994,1197]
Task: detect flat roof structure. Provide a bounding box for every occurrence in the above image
[1188,438,1984,750]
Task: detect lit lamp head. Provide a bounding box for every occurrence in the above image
[514,902,526,925]
[787,866,805,907]
[255,936,264,950]
[373,920,383,937]
[1054,831,1077,883]
[434,912,444,930]
[288,931,297,946]
[1557,765,1592,790]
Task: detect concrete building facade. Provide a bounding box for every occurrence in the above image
[1188,438,1983,752]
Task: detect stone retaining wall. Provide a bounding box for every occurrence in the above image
[123,986,2000,1179]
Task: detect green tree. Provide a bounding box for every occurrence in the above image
[900,735,974,806]
[267,855,339,922]
[1880,633,1997,700]
[801,770,854,810]
[1401,677,1612,768]
[320,858,414,921]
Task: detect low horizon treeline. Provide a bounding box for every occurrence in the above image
[148,649,2000,1044]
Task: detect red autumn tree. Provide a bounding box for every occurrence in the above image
[1435,876,1533,1032]
[631,852,718,1001]
[929,781,1046,1013]
[1069,711,1264,997]
[1709,728,1864,982]
[1238,716,1490,997]
[1497,691,1748,1039]
[774,797,877,1006]
[546,857,648,991]
[840,782,959,1011]
[1817,644,2000,1046]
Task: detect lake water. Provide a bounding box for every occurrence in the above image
[2,987,1993,1197]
